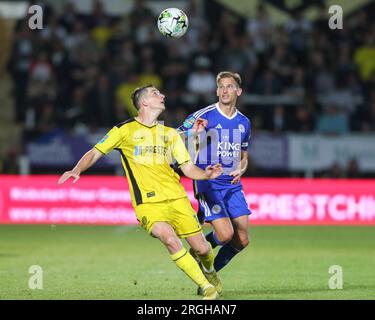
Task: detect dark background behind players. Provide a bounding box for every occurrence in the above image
[0,0,374,178]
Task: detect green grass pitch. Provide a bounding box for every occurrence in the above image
[0,225,374,300]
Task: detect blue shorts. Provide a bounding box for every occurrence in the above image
[197,187,251,222]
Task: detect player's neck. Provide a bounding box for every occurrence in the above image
[136,110,160,127]
[218,102,237,117]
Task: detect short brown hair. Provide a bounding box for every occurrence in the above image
[216,71,242,87]
[131,84,154,109]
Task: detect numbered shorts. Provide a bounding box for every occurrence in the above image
[197,187,251,222]
[135,197,202,238]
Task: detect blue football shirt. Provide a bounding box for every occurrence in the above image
[178,103,251,192]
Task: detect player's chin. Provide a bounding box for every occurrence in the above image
[220,97,231,104]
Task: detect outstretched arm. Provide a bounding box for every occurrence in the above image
[180,163,223,180]
[58,148,103,184]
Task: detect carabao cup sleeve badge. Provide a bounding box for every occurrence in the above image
[98,134,109,144]
[183,117,195,129]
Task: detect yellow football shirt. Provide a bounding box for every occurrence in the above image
[94,118,192,207]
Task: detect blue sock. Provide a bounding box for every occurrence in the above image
[205,232,222,249]
[214,244,241,272]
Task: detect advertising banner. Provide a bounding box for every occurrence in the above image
[288,134,375,172]
[26,131,290,171]
[27,131,375,173]
[1,176,374,225]
[249,133,288,170]
[26,129,121,168]
[245,178,375,225]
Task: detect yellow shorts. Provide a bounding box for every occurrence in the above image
[135,197,202,238]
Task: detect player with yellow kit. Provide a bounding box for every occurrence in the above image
[58,85,223,299]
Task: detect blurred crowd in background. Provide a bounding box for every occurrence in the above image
[3,0,375,177]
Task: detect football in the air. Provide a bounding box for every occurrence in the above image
[157,8,189,38]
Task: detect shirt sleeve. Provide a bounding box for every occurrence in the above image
[177,109,208,133]
[94,126,123,155]
[177,113,196,133]
[170,129,192,167]
[241,119,251,151]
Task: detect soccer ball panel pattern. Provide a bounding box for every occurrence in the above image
[157,8,189,38]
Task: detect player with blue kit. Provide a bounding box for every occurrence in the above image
[178,71,252,295]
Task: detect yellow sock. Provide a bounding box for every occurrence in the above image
[171,248,210,289]
[197,243,215,272]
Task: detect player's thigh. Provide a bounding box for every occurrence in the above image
[231,215,250,249]
[151,221,183,254]
[185,232,210,256]
[134,202,170,235]
[170,197,202,238]
[210,217,234,244]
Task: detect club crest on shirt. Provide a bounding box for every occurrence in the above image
[238,124,245,133]
[183,116,195,129]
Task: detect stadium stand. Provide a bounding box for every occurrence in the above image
[1,0,374,177]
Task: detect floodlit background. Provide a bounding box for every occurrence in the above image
[0,0,374,300]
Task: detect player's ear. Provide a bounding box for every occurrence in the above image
[141,95,149,108]
[236,87,243,97]
[216,87,220,97]
[139,98,145,108]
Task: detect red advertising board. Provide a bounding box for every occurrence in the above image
[0,175,374,225]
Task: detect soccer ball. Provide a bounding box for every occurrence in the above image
[157,8,189,38]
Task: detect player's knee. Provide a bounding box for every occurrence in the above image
[236,235,249,250]
[216,230,234,245]
[164,235,181,251]
[194,243,210,256]
[240,236,249,249]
